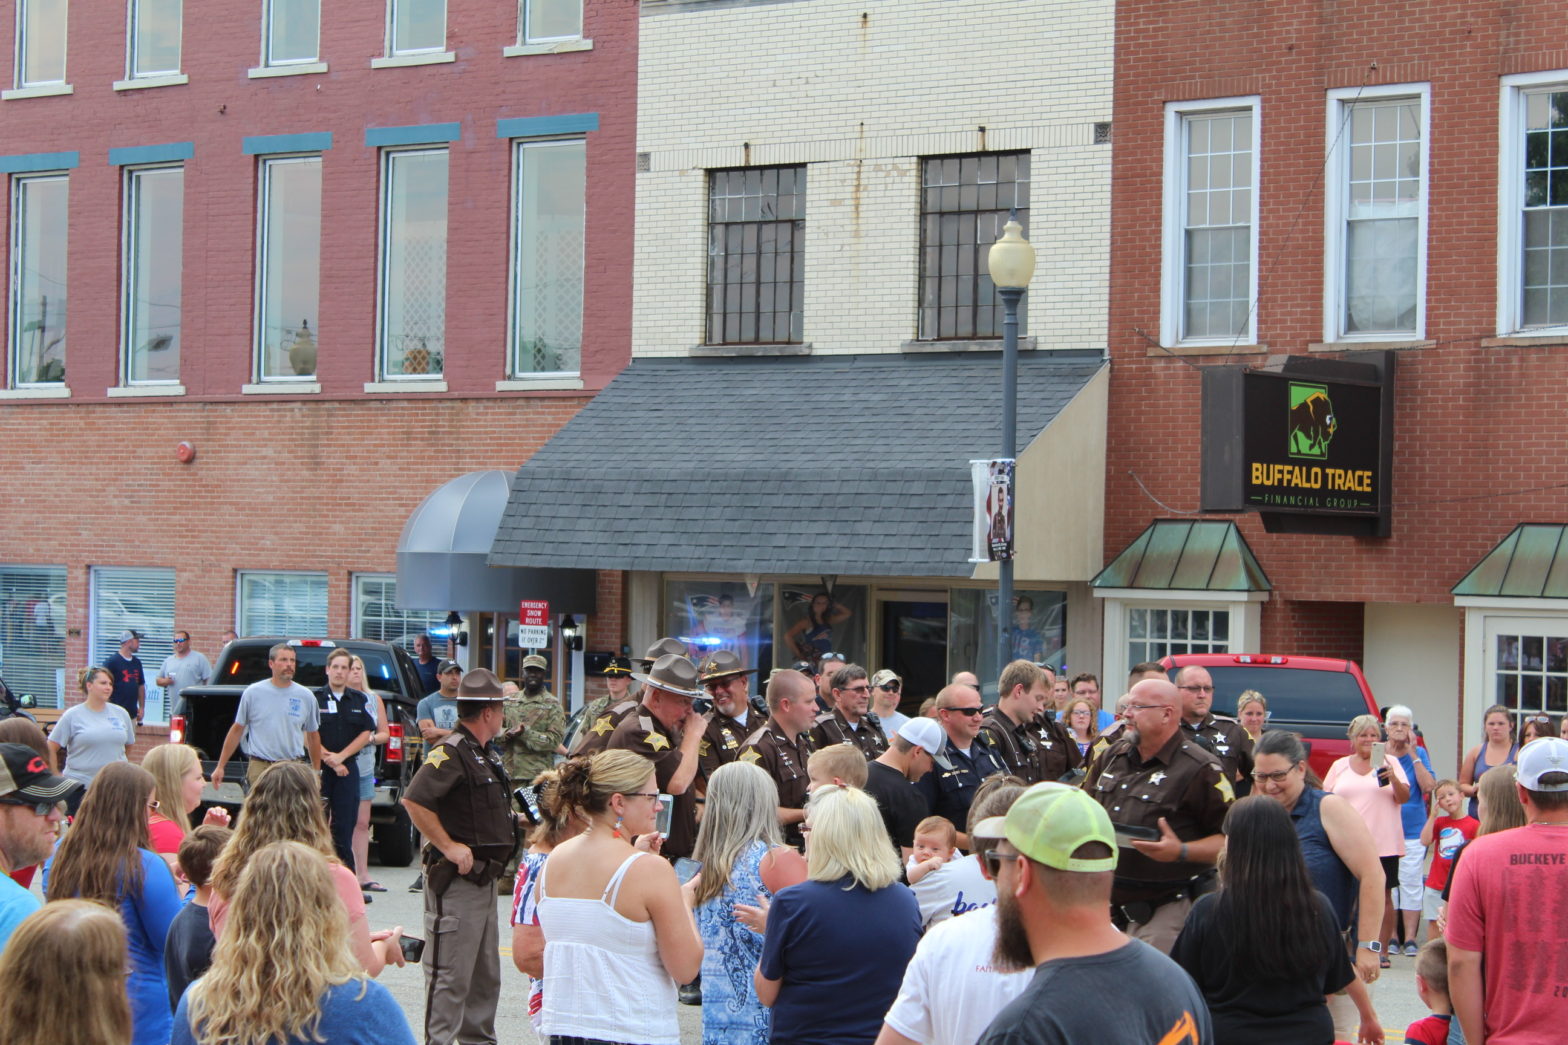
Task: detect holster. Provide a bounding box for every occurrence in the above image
[425,854,459,896]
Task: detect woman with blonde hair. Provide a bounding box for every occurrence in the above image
[46,762,183,1045]
[348,655,391,892]
[0,899,132,1045]
[1323,713,1410,968]
[536,750,702,1045]
[1236,691,1268,743]
[208,761,403,976]
[754,785,920,1045]
[142,743,229,866]
[172,841,415,1045]
[688,761,806,1045]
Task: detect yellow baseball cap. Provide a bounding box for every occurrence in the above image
[972,782,1118,873]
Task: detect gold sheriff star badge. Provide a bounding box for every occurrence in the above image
[646,732,670,752]
[424,748,451,769]
[589,715,614,737]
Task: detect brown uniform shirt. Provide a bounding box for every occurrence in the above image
[982,706,1078,783]
[403,722,515,867]
[605,710,699,860]
[1084,729,1234,902]
[809,707,888,760]
[699,710,754,780]
[739,716,814,847]
[572,698,640,757]
[1182,714,1255,797]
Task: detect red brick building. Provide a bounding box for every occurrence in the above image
[1103,0,1568,767]
[0,0,636,741]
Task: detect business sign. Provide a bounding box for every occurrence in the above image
[518,599,550,649]
[970,459,1015,562]
[1201,353,1394,537]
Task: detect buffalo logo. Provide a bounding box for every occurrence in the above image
[1287,382,1336,460]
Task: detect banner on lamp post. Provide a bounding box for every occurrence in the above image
[970,458,1015,563]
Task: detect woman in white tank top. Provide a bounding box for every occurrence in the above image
[536,751,702,1045]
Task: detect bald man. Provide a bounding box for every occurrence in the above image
[917,683,1007,847]
[1082,678,1233,953]
[951,671,980,689]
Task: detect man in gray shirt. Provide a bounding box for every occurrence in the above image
[157,629,213,717]
[210,643,322,788]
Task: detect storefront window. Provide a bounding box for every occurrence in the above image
[0,565,66,707]
[91,566,175,723]
[237,571,327,637]
[664,580,775,672]
[779,583,866,670]
[949,588,1066,696]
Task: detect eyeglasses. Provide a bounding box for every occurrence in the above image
[1178,684,1215,693]
[0,796,58,817]
[1251,763,1301,784]
[703,680,732,693]
[979,848,1022,877]
[622,791,661,802]
[841,684,871,694]
[942,706,983,716]
[1125,703,1168,713]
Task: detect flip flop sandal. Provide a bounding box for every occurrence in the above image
[363,881,388,893]
[1379,954,1391,969]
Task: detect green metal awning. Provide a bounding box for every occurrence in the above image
[1091,520,1271,592]
[1452,524,1568,598]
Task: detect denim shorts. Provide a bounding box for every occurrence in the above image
[358,771,375,801]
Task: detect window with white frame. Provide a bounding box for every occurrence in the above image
[510,138,585,376]
[128,0,182,78]
[389,0,444,55]
[255,155,322,380]
[263,0,320,66]
[10,173,68,386]
[1126,605,1230,667]
[91,566,175,723]
[352,575,445,654]
[16,0,67,88]
[122,165,183,384]
[378,147,448,378]
[0,564,66,707]
[1501,74,1568,334]
[1162,99,1258,346]
[520,0,581,43]
[1325,87,1426,340]
[237,571,328,637]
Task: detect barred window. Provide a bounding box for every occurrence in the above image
[706,167,804,345]
[919,153,1030,340]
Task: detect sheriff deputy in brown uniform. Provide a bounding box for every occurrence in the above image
[604,653,707,859]
[1174,664,1255,797]
[809,663,888,759]
[401,668,520,1045]
[697,649,759,780]
[981,659,1077,783]
[738,667,818,848]
[573,638,689,757]
[1084,676,1234,954]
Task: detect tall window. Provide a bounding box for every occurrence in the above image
[390,0,444,55]
[9,174,68,386]
[122,166,183,384]
[129,0,182,77]
[378,148,448,378]
[1327,88,1425,339]
[521,0,581,42]
[1502,77,1568,333]
[237,571,328,637]
[90,566,175,723]
[0,564,66,708]
[706,167,804,345]
[256,156,322,380]
[16,0,67,87]
[264,0,320,65]
[1162,100,1258,345]
[918,153,1030,340]
[511,138,585,375]
[353,575,445,654]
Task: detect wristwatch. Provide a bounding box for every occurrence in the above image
[1358,940,1383,954]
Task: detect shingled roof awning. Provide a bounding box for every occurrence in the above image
[489,352,1106,578]
[1091,520,1272,592]
[1452,523,1568,598]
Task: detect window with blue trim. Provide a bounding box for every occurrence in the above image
[378,148,448,378]
[122,165,183,383]
[256,155,322,381]
[9,173,68,386]
[510,138,585,375]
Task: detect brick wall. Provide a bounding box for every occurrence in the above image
[633,0,1113,357]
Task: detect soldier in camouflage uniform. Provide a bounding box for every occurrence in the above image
[498,653,565,891]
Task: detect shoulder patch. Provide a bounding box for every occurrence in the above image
[424,747,451,769]
[813,712,834,725]
[742,726,769,747]
[739,748,762,764]
[1216,775,1236,802]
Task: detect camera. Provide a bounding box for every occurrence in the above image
[513,785,543,826]
[399,935,426,963]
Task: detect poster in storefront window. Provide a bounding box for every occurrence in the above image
[780,584,867,671]
[664,580,775,673]
[948,588,1066,696]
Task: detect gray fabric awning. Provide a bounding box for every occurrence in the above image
[489,352,1105,577]
[398,470,597,613]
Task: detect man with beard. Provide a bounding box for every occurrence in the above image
[500,654,565,787]
[974,783,1214,1045]
[696,649,758,779]
[981,660,1075,784]
[1084,678,1232,953]
[1175,665,1254,798]
[0,743,82,950]
[811,663,888,759]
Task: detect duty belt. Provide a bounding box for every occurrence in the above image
[1111,868,1218,928]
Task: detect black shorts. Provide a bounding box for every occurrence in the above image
[1379,854,1401,891]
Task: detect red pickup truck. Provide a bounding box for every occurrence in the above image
[1160,654,1382,780]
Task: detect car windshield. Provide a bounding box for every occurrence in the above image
[222,645,400,689]
[1179,665,1369,726]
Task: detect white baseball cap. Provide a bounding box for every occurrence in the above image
[1517,736,1568,791]
[897,717,944,756]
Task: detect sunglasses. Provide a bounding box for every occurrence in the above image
[942,706,983,716]
[0,796,59,817]
[877,682,901,692]
[978,847,1022,877]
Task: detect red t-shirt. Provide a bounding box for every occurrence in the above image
[1445,823,1568,1043]
[147,813,184,855]
[1403,1013,1453,1044]
[1423,814,1477,889]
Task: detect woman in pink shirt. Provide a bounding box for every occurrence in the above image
[1323,713,1409,968]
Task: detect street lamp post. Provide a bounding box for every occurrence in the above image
[986,211,1036,683]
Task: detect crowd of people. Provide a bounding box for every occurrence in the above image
[3,632,1567,1045]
